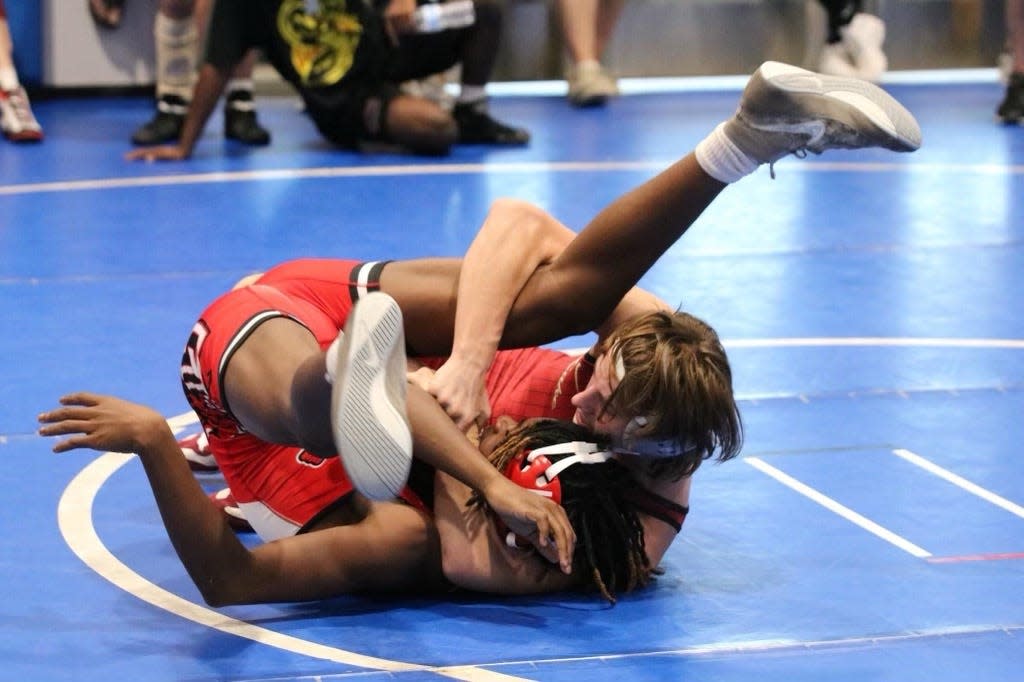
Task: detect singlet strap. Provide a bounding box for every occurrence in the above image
[348,261,392,302]
[624,487,689,533]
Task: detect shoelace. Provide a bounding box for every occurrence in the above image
[768,149,807,180]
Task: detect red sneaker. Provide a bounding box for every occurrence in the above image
[179,431,218,472]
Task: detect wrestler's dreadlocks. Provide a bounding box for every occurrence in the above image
[474,419,652,603]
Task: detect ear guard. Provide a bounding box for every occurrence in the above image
[500,442,613,549]
[614,416,698,458]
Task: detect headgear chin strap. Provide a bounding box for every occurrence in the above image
[500,441,613,549]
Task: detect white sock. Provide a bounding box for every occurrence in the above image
[0,67,19,91]
[226,79,255,111]
[155,11,198,100]
[694,122,760,184]
[226,78,254,94]
[457,85,486,106]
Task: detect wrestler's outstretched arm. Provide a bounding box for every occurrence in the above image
[38,392,447,604]
[38,392,574,598]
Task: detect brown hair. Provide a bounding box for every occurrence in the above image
[601,310,743,479]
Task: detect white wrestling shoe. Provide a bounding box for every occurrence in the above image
[329,292,413,501]
[723,61,921,168]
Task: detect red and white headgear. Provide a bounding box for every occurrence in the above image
[500,441,613,548]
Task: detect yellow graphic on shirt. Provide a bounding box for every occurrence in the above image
[277,0,364,86]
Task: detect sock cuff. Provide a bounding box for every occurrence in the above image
[227,78,254,93]
[0,67,19,91]
[156,84,193,101]
[457,85,487,105]
[694,122,759,184]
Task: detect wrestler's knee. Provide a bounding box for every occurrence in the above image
[384,96,457,155]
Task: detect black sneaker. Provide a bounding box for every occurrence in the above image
[453,100,530,146]
[997,72,1024,124]
[224,89,271,145]
[131,94,187,145]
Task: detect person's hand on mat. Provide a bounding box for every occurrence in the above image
[125,145,189,163]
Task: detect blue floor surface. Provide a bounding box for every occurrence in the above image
[1,74,1021,681]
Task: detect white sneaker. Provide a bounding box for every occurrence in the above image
[329,292,413,501]
[723,61,921,168]
[0,86,44,142]
[841,13,888,82]
[567,62,619,107]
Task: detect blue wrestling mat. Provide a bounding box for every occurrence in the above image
[1,70,1022,681]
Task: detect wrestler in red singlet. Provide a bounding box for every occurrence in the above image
[178,258,591,540]
[420,347,594,424]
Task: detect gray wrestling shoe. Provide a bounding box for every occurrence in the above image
[330,292,413,501]
[724,61,921,168]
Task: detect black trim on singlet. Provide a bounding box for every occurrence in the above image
[348,260,392,303]
[297,460,435,535]
[624,487,689,533]
[218,310,301,421]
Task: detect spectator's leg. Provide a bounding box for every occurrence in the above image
[0,4,44,142]
[556,0,621,107]
[194,0,271,145]
[131,0,196,145]
[451,0,530,145]
[997,0,1024,123]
